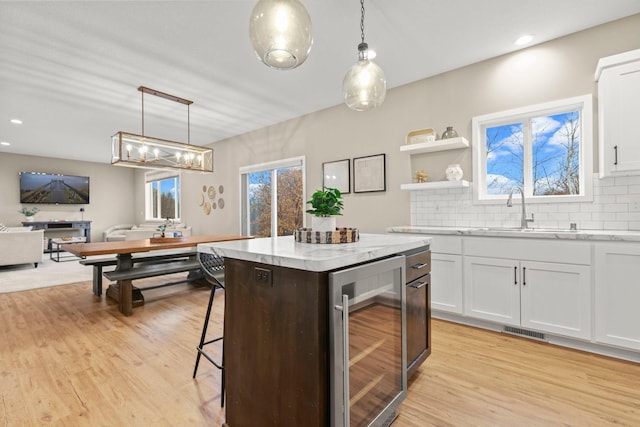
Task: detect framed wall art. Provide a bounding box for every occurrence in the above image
[322,159,350,193]
[353,153,386,193]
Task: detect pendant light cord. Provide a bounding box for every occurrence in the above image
[360,0,365,44]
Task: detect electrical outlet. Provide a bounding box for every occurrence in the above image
[254,267,272,285]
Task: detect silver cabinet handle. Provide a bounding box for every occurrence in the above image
[409,281,428,289]
[614,145,618,165]
[341,294,350,426]
[514,266,518,285]
[411,262,428,270]
[523,267,527,286]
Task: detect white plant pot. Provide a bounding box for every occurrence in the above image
[311,216,336,232]
[24,217,34,222]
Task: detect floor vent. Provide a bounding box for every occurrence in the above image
[503,326,546,341]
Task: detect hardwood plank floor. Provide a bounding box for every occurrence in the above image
[1,279,638,426]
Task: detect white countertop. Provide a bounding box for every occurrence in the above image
[388,226,640,242]
[198,233,431,272]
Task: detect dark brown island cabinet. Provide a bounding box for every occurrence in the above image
[214,238,432,427]
[405,247,432,379]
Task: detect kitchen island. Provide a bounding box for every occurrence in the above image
[198,233,431,427]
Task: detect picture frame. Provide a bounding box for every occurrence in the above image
[322,159,350,193]
[353,153,386,193]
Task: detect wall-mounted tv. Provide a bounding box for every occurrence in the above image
[19,172,90,205]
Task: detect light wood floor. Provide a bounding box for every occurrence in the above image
[1,279,638,426]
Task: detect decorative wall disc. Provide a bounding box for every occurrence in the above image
[198,193,204,206]
[202,185,207,192]
[208,186,216,199]
[212,202,217,210]
[204,202,211,215]
[218,198,225,209]
[218,185,224,194]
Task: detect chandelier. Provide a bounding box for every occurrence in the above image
[111,86,213,173]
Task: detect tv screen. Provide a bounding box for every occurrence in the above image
[19,172,90,204]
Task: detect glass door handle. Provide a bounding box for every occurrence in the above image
[334,294,350,426]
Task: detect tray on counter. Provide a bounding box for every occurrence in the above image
[294,227,359,244]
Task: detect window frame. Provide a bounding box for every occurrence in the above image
[471,94,593,205]
[144,170,182,221]
[239,156,306,236]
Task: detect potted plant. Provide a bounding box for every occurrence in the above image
[19,206,39,222]
[306,187,344,232]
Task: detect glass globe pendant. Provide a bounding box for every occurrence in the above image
[343,0,386,111]
[249,0,313,70]
[343,42,386,111]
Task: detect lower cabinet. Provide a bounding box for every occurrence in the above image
[431,253,463,314]
[464,256,591,340]
[594,243,640,350]
[405,249,431,379]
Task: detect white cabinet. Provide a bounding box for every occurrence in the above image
[596,49,640,177]
[430,235,463,314]
[594,242,640,350]
[464,238,592,340]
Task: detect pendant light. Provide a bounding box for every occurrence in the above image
[342,0,386,111]
[249,0,313,70]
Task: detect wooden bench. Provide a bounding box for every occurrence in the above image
[103,257,203,316]
[80,250,197,296]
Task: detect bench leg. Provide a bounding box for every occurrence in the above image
[119,279,133,316]
[93,266,103,296]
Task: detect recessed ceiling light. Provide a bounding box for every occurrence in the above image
[1,141,10,146]
[515,34,534,46]
[10,118,23,125]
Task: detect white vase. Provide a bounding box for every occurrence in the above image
[311,216,336,232]
[445,164,464,181]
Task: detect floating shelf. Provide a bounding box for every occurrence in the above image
[400,136,469,154]
[400,180,470,191]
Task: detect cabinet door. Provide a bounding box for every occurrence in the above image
[520,261,591,340]
[406,274,430,378]
[431,253,463,314]
[595,243,640,350]
[599,60,640,177]
[464,256,520,326]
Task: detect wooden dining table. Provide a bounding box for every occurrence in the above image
[63,234,250,315]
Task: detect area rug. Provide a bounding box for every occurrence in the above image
[0,257,94,293]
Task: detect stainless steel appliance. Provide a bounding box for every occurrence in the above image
[329,255,407,427]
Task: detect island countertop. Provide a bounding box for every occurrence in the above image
[198,233,431,272]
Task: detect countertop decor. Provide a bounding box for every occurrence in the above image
[293,227,358,244]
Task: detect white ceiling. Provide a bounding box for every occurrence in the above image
[1,1,639,164]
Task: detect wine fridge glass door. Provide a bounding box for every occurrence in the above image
[329,255,407,427]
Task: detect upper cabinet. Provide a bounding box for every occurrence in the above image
[596,49,640,178]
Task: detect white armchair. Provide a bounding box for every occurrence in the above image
[0,228,44,268]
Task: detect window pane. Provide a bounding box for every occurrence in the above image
[485,123,524,195]
[249,171,272,237]
[146,175,180,220]
[276,166,303,236]
[532,111,580,196]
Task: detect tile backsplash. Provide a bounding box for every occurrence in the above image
[410,174,640,231]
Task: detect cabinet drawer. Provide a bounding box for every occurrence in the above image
[406,250,431,283]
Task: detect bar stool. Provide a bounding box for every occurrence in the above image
[193,252,226,407]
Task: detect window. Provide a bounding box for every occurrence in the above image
[145,171,181,220]
[240,157,305,237]
[472,95,593,204]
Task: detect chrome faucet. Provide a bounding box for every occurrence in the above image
[507,186,534,229]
